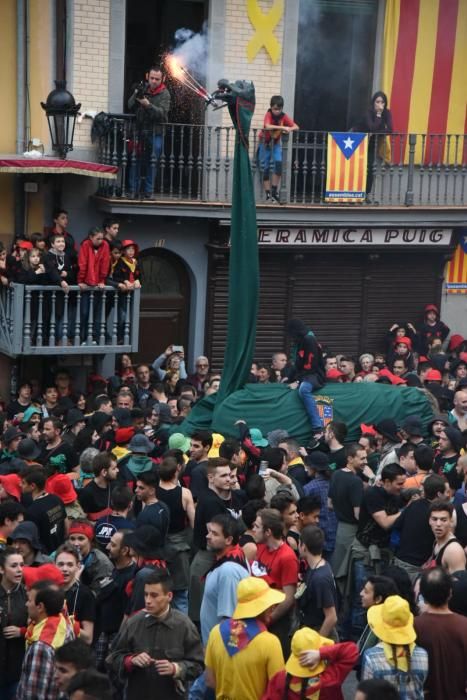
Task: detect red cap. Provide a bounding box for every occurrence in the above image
[0,474,21,501]
[17,240,33,250]
[449,334,465,351]
[121,239,139,255]
[68,521,94,541]
[326,368,344,379]
[396,336,412,349]
[360,423,377,436]
[426,368,442,381]
[418,356,430,363]
[22,563,65,589]
[115,426,135,445]
[425,304,439,314]
[46,473,77,505]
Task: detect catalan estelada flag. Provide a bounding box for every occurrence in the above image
[445,231,467,293]
[325,132,368,203]
[382,0,467,164]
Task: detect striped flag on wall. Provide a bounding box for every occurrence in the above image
[445,232,467,293]
[325,132,368,203]
[382,0,467,164]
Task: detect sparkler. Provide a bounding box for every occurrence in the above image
[166,55,226,110]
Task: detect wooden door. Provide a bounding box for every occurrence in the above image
[136,249,190,364]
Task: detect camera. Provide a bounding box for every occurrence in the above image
[135,80,149,100]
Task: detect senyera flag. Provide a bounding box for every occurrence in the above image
[445,231,467,294]
[325,132,368,203]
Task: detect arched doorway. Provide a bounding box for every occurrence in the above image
[136,249,190,364]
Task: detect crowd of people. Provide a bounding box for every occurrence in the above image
[0,301,467,699]
[0,210,140,344]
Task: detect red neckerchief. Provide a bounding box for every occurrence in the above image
[147,83,166,96]
[205,544,249,578]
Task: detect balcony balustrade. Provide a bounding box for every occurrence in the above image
[0,284,140,357]
[95,114,466,207]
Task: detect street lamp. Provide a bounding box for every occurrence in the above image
[41,80,81,159]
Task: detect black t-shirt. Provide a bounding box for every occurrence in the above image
[434,453,461,490]
[95,514,135,550]
[455,504,467,548]
[298,562,338,629]
[328,470,363,524]
[96,563,137,633]
[78,481,115,516]
[6,399,31,420]
[450,570,467,616]
[189,462,208,500]
[26,494,67,553]
[135,501,170,543]
[395,498,434,565]
[193,488,243,551]
[327,447,347,471]
[356,486,401,548]
[65,582,96,624]
[39,440,77,472]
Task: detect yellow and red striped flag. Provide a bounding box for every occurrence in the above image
[325,132,368,203]
[445,232,467,293]
[382,0,467,164]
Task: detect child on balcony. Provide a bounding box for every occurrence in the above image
[258,95,299,204]
[78,227,110,344]
[111,239,141,342]
[112,239,141,290]
[30,232,48,253]
[18,247,48,284]
[6,239,34,282]
[44,232,78,343]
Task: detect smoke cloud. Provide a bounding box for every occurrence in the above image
[172,22,208,79]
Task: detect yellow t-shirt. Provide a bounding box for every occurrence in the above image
[205,624,284,700]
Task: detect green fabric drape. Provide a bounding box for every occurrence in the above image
[213,81,258,414]
[176,383,435,443]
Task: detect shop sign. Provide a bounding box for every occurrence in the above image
[257,227,452,246]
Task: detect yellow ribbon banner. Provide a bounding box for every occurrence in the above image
[246,0,284,64]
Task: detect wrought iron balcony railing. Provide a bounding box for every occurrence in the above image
[0,284,140,357]
[95,115,467,207]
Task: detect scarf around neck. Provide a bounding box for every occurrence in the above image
[25,613,70,649]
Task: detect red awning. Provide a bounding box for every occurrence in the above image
[0,156,117,179]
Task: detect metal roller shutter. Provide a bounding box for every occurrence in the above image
[290,253,364,356]
[205,248,443,369]
[363,252,444,353]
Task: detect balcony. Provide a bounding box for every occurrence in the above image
[95,115,467,209]
[0,284,140,357]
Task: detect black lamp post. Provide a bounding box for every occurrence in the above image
[41,80,81,159]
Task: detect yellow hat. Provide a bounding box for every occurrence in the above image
[367,595,416,646]
[232,577,285,619]
[208,433,225,458]
[285,628,334,678]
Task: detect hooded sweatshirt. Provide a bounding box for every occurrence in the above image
[125,453,154,477]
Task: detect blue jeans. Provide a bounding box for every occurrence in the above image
[189,673,215,700]
[129,134,162,195]
[258,141,282,176]
[298,380,323,431]
[351,559,372,638]
[172,589,188,615]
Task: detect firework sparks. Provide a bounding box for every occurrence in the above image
[165,53,225,109]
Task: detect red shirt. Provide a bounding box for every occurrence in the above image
[253,541,299,589]
[259,110,296,144]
